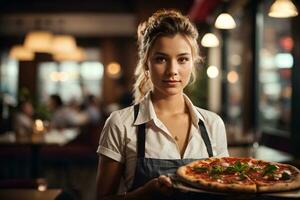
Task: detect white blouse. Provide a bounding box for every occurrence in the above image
[97,93,229,192]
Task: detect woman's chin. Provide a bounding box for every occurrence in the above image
[153,87,183,97]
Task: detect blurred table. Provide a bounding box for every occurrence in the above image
[0,129,79,178]
[228,145,293,162]
[0,189,62,200]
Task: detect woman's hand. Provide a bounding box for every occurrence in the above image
[140,175,174,198]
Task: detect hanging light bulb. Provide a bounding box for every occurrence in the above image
[53,47,86,62]
[207,65,219,78]
[201,33,219,47]
[268,0,298,18]
[24,31,53,53]
[51,35,77,54]
[9,45,35,61]
[106,62,121,78]
[215,13,236,29]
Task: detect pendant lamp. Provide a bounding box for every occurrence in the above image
[268,0,298,18]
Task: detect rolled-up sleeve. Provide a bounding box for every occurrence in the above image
[97,111,125,163]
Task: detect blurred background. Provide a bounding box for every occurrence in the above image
[0,0,300,199]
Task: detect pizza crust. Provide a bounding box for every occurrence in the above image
[256,165,300,193]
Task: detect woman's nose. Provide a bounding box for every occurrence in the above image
[166,60,179,76]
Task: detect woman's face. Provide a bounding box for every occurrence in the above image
[147,34,193,98]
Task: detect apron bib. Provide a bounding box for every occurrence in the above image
[129,104,222,199]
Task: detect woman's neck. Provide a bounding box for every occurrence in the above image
[151,92,186,115]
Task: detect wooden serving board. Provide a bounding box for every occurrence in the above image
[170,175,300,198]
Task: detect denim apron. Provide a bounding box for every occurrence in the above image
[129,104,223,199]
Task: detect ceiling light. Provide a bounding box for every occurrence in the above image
[215,13,236,29]
[201,33,219,47]
[207,65,219,78]
[9,45,35,61]
[107,62,121,78]
[53,47,86,62]
[24,31,53,53]
[51,35,77,54]
[268,0,298,18]
[227,71,239,83]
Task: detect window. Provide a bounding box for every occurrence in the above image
[258,0,293,134]
[38,61,104,104]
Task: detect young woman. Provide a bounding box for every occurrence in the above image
[96,10,229,200]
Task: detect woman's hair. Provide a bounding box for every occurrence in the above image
[133,9,201,103]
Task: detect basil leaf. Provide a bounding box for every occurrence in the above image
[281,172,291,180]
[210,166,223,174]
[226,166,237,173]
[263,164,278,176]
[226,161,249,173]
[193,166,208,173]
[236,161,249,172]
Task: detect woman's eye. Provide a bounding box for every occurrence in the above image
[154,57,166,63]
[178,57,189,64]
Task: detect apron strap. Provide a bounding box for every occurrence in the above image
[198,119,213,157]
[134,104,146,158]
[134,104,214,158]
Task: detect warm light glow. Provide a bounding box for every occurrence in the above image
[201,33,219,47]
[51,35,77,54]
[268,0,298,18]
[50,72,68,82]
[107,62,121,78]
[9,45,34,61]
[275,53,293,68]
[230,54,242,66]
[207,65,219,78]
[53,47,86,62]
[227,71,239,83]
[35,119,44,132]
[38,184,47,192]
[215,13,236,29]
[24,31,53,53]
[280,36,294,51]
[37,178,48,192]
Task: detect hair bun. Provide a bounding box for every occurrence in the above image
[137,21,147,43]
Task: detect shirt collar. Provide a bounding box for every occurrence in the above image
[183,93,204,127]
[133,92,205,127]
[133,92,156,125]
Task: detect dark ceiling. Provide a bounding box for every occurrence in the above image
[1,0,136,13]
[0,0,194,14]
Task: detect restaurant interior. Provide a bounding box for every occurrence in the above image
[0,0,300,199]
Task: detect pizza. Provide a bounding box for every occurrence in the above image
[176,157,300,193]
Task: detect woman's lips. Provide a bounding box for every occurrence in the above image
[162,80,180,86]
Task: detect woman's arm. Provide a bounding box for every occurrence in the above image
[96,155,173,200]
[96,155,124,199]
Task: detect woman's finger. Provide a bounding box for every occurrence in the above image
[158,175,172,187]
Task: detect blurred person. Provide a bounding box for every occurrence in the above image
[13,100,34,138]
[47,94,84,129]
[96,10,228,200]
[82,94,101,125]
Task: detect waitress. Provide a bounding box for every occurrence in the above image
[96,9,229,200]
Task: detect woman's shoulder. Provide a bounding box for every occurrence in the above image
[107,104,136,125]
[194,106,223,123]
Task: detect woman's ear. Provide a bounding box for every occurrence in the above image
[144,70,150,79]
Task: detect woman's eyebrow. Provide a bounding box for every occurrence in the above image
[177,53,191,56]
[153,52,191,56]
[153,52,168,56]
